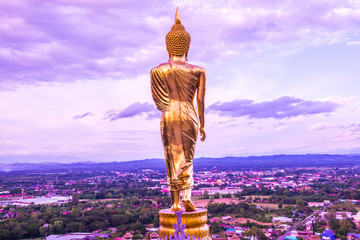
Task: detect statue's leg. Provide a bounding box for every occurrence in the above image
[180,148,196,212]
[182,188,196,212]
[170,190,181,211]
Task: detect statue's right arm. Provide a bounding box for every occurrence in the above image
[197,69,206,142]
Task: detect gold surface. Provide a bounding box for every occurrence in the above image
[150,7,206,212]
[166,7,191,61]
[159,208,211,240]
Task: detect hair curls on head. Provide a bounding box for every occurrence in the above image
[165,7,191,61]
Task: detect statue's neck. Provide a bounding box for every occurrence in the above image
[170,55,186,63]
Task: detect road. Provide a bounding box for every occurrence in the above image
[276,206,326,240]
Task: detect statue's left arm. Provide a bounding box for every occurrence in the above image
[197,69,206,142]
[150,67,169,112]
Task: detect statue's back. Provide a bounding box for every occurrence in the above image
[155,62,202,104]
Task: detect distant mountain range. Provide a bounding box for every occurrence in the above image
[1,154,360,172]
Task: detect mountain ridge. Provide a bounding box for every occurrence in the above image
[1,154,360,172]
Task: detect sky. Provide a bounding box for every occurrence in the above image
[1,0,360,163]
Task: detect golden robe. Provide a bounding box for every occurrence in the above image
[151,63,199,191]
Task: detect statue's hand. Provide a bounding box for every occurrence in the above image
[200,127,206,142]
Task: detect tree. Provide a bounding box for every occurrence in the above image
[337,219,355,237]
[89,221,107,232]
[133,234,143,239]
[23,221,41,237]
[329,218,340,232]
[225,193,232,198]
[12,223,27,239]
[210,222,224,235]
[111,213,132,226]
[0,229,11,240]
[39,224,53,237]
[203,191,209,199]
[71,193,79,205]
[296,225,306,231]
[53,220,64,234]
[243,226,267,240]
[65,222,86,232]
[296,199,306,208]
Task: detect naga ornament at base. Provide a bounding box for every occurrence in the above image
[159,208,211,240]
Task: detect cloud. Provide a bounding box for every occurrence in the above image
[347,41,360,46]
[1,0,360,89]
[187,0,360,57]
[0,0,173,89]
[73,112,94,119]
[273,115,306,131]
[308,123,342,131]
[208,96,339,119]
[332,132,360,142]
[308,122,360,142]
[104,102,159,121]
[309,122,360,131]
[332,124,360,141]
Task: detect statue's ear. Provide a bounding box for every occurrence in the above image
[168,53,171,61]
[185,52,188,61]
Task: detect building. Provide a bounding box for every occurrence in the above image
[273,216,293,223]
[123,232,133,240]
[47,232,110,240]
[47,233,92,240]
[308,202,325,208]
[222,216,233,222]
[197,187,243,195]
[353,212,360,228]
[276,224,291,231]
[336,212,352,220]
[285,236,297,240]
[12,196,72,206]
[149,232,158,240]
[225,231,237,240]
[321,230,335,240]
[347,233,360,240]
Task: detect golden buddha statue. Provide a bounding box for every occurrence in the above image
[150,7,206,212]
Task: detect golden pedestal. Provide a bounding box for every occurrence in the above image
[159,208,211,240]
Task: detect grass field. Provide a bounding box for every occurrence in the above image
[242,195,271,200]
[210,216,273,226]
[192,196,296,210]
[192,198,243,208]
[80,198,120,203]
[252,202,280,209]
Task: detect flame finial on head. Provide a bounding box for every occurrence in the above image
[166,7,191,61]
[175,6,181,24]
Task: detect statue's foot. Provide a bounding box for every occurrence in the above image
[182,200,196,212]
[171,203,182,211]
[170,190,181,211]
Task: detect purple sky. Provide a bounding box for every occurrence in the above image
[1,0,360,163]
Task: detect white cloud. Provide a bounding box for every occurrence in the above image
[308,123,341,131]
[347,40,360,45]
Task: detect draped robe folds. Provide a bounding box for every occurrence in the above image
[151,63,199,191]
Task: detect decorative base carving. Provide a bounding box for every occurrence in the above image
[159,208,211,240]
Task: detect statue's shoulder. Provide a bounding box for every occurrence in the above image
[151,62,171,73]
[186,63,206,74]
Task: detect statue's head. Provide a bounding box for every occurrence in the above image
[166,7,191,61]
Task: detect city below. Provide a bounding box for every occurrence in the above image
[1,154,360,240]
